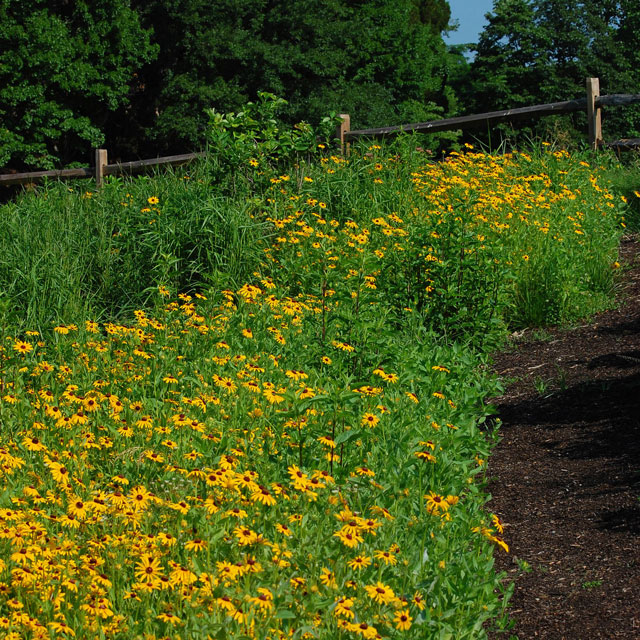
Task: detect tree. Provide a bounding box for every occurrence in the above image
[1,0,459,166]
[119,0,458,157]
[465,0,547,110]
[0,0,157,170]
[410,0,451,33]
[465,0,640,144]
[587,0,640,138]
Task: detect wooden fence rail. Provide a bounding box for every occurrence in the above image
[0,151,205,188]
[345,98,590,139]
[342,91,640,148]
[2,78,640,188]
[605,138,640,152]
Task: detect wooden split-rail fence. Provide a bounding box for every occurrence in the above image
[2,78,640,189]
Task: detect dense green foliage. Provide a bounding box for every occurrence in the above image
[0,109,630,640]
[0,0,156,169]
[460,0,640,144]
[0,0,455,169]
[205,92,340,192]
[3,0,640,170]
[118,0,455,156]
[0,106,628,335]
[0,167,269,329]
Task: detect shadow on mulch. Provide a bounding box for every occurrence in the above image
[489,379,640,638]
[596,315,640,336]
[499,369,640,529]
[486,236,640,639]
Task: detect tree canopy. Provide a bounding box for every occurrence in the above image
[0,0,156,169]
[121,0,456,156]
[1,0,456,168]
[3,0,640,169]
[464,0,640,142]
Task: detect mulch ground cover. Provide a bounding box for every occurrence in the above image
[487,234,640,639]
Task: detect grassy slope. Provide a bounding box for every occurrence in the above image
[0,141,630,639]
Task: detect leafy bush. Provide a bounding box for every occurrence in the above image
[0,114,629,639]
[205,92,340,194]
[0,0,156,169]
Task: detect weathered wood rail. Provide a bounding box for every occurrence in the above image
[604,138,640,152]
[344,98,591,139]
[0,150,205,187]
[2,78,640,188]
[336,78,640,154]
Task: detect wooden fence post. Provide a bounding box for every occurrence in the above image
[586,77,602,150]
[336,114,351,156]
[95,148,108,187]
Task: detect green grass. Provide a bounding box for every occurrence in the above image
[0,165,268,331]
[600,153,640,231]
[0,136,630,639]
[0,139,629,336]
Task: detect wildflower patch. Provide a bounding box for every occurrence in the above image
[0,143,626,639]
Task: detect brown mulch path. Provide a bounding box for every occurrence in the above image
[487,234,640,639]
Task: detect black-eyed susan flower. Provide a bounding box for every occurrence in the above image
[290,576,306,591]
[334,596,355,619]
[234,526,259,546]
[492,535,509,553]
[374,549,397,566]
[350,621,378,638]
[46,461,70,486]
[169,565,197,586]
[424,491,448,514]
[67,498,88,520]
[247,587,274,613]
[129,485,152,509]
[347,554,371,571]
[317,435,336,448]
[184,538,207,552]
[22,436,45,452]
[274,523,292,537]
[334,527,363,548]
[144,450,165,464]
[10,547,35,565]
[319,567,337,589]
[361,412,379,428]
[394,609,413,630]
[365,581,395,605]
[48,621,75,636]
[355,466,375,477]
[12,340,33,354]
[251,485,277,506]
[156,612,181,624]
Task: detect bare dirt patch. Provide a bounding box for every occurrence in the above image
[488,234,640,639]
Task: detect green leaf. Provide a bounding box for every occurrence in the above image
[334,429,362,445]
